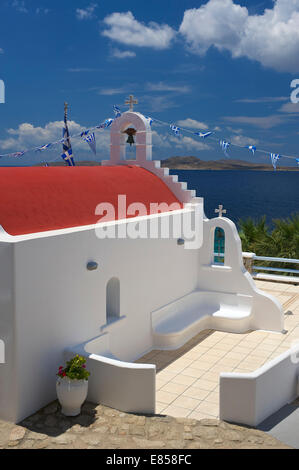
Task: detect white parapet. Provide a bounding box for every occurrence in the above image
[220,345,299,427]
[66,334,156,415]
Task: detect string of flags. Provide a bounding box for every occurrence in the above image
[219,140,230,158]
[0,103,298,171]
[170,125,180,136]
[270,153,281,171]
[246,145,256,156]
[150,116,298,171]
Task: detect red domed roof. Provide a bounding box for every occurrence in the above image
[0,166,182,236]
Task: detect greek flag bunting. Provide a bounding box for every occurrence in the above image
[36,143,52,152]
[83,132,96,155]
[220,140,230,157]
[194,131,212,139]
[146,116,153,126]
[113,106,122,118]
[12,151,25,158]
[246,145,256,155]
[61,116,75,166]
[270,153,280,171]
[170,125,180,136]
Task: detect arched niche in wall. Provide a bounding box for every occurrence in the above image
[106,277,120,324]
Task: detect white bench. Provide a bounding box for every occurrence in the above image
[152,290,253,350]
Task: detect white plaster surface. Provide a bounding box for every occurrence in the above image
[220,345,299,427]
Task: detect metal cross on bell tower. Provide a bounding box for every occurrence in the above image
[215,204,227,218]
[125,95,138,111]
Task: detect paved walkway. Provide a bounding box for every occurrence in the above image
[137,281,299,419]
[0,402,289,449]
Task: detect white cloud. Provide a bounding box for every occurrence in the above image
[279,102,299,113]
[76,3,97,21]
[102,11,176,49]
[230,134,258,147]
[169,135,210,151]
[11,0,28,13]
[111,49,136,59]
[0,121,110,156]
[36,8,50,15]
[146,82,191,93]
[0,48,4,54]
[236,97,288,104]
[177,118,209,130]
[98,87,127,96]
[179,0,299,72]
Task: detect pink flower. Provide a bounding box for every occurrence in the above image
[62,372,66,377]
[82,365,86,369]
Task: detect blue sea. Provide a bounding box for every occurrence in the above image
[170,170,299,226]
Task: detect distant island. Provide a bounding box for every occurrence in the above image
[30,156,298,171]
[161,156,299,171]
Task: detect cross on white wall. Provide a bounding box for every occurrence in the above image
[125,95,138,111]
[215,205,227,218]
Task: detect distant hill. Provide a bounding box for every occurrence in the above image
[32,157,298,171]
[161,156,299,171]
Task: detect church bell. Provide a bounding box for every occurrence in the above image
[124,128,136,146]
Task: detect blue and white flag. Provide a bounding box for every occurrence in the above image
[220,140,230,157]
[80,130,90,137]
[246,145,256,155]
[103,118,114,128]
[296,158,299,167]
[146,116,153,126]
[62,115,75,166]
[12,151,25,158]
[83,132,96,155]
[270,153,280,171]
[194,131,212,139]
[61,148,75,166]
[170,125,180,136]
[36,143,52,152]
[113,106,122,119]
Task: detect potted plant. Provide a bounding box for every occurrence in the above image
[56,355,90,416]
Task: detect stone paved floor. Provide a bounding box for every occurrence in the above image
[0,401,290,449]
[137,281,299,420]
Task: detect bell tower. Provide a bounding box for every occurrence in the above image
[105,95,153,166]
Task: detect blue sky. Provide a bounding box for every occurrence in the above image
[0,0,299,166]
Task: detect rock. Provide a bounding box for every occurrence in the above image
[199,419,220,427]
[9,427,26,441]
[132,438,165,449]
[214,438,224,444]
[194,426,218,439]
[27,432,47,441]
[183,433,194,440]
[223,430,243,442]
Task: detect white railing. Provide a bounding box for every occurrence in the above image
[214,252,299,284]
